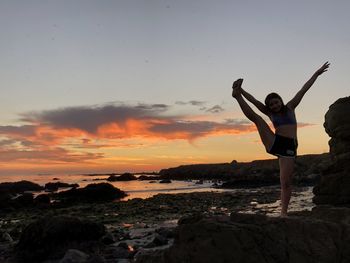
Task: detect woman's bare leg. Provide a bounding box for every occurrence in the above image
[279,157,295,217]
[232,87,275,151]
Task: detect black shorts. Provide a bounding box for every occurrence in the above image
[267,134,298,158]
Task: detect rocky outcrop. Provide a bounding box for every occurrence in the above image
[16,216,106,262]
[0,181,43,211]
[55,183,127,203]
[107,172,137,181]
[0,180,43,193]
[136,213,350,263]
[313,97,350,206]
[159,154,331,187]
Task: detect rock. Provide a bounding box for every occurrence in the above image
[155,227,175,239]
[56,183,127,203]
[16,216,106,262]
[13,192,34,207]
[138,175,159,181]
[59,249,89,263]
[144,234,168,248]
[158,154,330,186]
[0,180,43,194]
[107,173,137,181]
[104,246,132,259]
[45,182,79,191]
[314,97,350,205]
[178,213,203,225]
[159,179,171,184]
[1,232,14,243]
[136,213,350,263]
[102,233,115,245]
[34,194,51,205]
[86,254,106,263]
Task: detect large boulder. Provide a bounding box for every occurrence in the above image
[16,216,106,262]
[314,97,350,206]
[0,180,43,193]
[135,213,350,263]
[56,183,127,203]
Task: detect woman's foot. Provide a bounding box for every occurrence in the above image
[232,78,243,98]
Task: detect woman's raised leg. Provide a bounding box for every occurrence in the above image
[232,87,275,151]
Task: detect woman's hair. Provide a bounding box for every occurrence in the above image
[264,93,286,113]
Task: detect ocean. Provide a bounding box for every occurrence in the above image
[0,173,229,200]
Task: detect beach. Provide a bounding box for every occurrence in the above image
[0,179,314,262]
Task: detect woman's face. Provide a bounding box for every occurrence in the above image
[268,98,283,113]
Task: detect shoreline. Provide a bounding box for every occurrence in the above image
[0,186,314,262]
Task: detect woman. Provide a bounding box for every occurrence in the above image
[231,62,330,217]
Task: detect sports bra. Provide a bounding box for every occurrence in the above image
[270,107,297,128]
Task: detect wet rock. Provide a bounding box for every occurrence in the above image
[1,232,14,243]
[136,213,350,263]
[178,213,203,225]
[45,182,79,191]
[0,180,43,193]
[159,179,171,184]
[34,194,51,205]
[107,173,137,181]
[155,227,175,239]
[16,216,106,262]
[144,234,168,248]
[56,183,127,203]
[14,192,34,207]
[102,233,115,245]
[138,175,159,181]
[59,249,89,263]
[104,246,132,259]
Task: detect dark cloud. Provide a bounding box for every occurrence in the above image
[206,105,224,113]
[149,120,253,139]
[0,147,104,163]
[0,139,17,147]
[20,103,170,133]
[0,125,37,137]
[175,100,206,106]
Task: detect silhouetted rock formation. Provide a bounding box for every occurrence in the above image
[135,213,350,263]
[0,181,43,211]
[159,154,331,187]
[314,97,350,206]
[16,216,105,262]
[107,172,137,181]
[0,180,43,194]
[56,183,127,203]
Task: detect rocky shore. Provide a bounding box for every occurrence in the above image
[1,185,298,262]
[0,97,349,262]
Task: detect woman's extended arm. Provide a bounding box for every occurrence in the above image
[287,62,330,109]
[241,88,269,115]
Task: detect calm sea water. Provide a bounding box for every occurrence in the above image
[0,174,315,214]
[0,173,227,200]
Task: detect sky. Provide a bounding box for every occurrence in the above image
[0,0,349,175]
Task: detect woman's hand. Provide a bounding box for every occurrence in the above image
[314,62,330,76]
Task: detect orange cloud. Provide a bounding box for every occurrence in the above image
[0,102,314,166]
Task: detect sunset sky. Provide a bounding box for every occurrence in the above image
[0,0,349,175]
